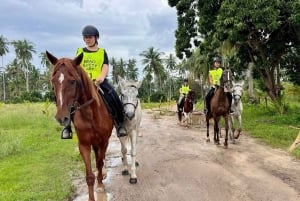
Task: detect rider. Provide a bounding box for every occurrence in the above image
[177,78,190,112]
[204,56,233,116]
[61,25,127,139]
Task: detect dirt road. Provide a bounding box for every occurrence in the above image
[73,109,300,201]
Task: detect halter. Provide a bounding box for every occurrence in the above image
[70,98,95,116]
[121,85,139,113]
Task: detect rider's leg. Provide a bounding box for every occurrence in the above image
[100,80,127,137]
[204,88,213,115]
[227,93,234,114]
[178,95,184,111]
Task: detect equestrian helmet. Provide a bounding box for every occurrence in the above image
[213,56,222,63]
[82,25,99,37]
[183,78,188,82]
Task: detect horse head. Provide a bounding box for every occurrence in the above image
[232,81,244,105]
[118,76,141,120]
[221,68,233,92]
[187,90,197,104]
[47,51,96,127]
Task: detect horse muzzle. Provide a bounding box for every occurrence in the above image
[55,114,71,127]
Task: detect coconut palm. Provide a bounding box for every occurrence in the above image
[126,59,138,80]
[140,47,165,91]
[0,35,9,101]
[11,39,36,92]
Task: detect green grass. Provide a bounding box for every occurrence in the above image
[0,103,81,201]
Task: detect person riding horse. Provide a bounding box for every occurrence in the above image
[204,56,233,116]
[177,78,190,112]
[61,25,127,139]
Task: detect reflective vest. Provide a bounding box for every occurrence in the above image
[180,85,190,95]
[76,47,105,80]
[209,68,223,86]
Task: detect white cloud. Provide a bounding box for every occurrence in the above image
[0,0,177,77]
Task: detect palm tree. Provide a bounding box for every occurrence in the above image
[0,35,9,101]
[139,47,165,91]
[11,39,36,92]
[126,59,138,80]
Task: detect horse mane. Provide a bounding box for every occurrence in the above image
[51,58,101,106]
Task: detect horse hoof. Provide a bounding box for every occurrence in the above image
[129,178,137,184]
[135,161,139,167]
[122,170,129,175]
[206,138,210,143]
[96,183,105,193]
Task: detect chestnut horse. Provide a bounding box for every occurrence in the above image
[46,51,113,201]
[206,69,232,148]
[178,90,196,126]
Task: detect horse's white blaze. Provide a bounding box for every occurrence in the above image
[58,72,64,107]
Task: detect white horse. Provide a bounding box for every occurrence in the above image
[118,76,142,184]
[229,81,244,143]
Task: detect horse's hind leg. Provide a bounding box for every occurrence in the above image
[235,115,242,139]
[79,144,96,201]
[129,130,138,184]
[119,136,129,175]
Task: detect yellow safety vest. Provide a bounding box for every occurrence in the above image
[76,47,105,80]
[180,85,190,95]
[209,68,223,86]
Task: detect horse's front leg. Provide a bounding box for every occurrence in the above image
[129,129,138,184]
[95,144,108,193]
[119,136,129,175]
[224,115,229,148]
[206,116,210,142]
[229,115,235,144]
[235,115,242,139]
[214,123,220,145]
[79,144,95,201]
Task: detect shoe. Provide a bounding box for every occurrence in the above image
[61,127,73,139]
[204,108,208,115]
[117,126,127,137]
[229,109,234,114]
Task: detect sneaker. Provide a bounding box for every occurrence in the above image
[61,127,73,139]
[117,126,127,137]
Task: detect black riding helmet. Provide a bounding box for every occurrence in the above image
[82,25,99,37]
[213,56,222,63]
[183,78,188,82]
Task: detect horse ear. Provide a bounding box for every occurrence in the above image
[46,51,58,65]
[73,53,84,66]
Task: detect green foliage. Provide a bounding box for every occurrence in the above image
[0,103,79,200]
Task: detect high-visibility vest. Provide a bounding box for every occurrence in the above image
[180,85,190,95]
[209,68,223,85]
[76,47,105,80]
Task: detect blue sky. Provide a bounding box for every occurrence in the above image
[0,0,177,76]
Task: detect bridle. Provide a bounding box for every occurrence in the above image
[120,85,139,113]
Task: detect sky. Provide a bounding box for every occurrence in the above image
[0,0,178,77]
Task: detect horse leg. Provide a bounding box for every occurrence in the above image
[119,136,129,175]
[78,144,95,201]
[206,116,210,142]
[95,143,108,193]
[229,115,236,144]
[224,115,229,148]
[214,118,220,145]
[235,115,242,139]
[129,129,138,184]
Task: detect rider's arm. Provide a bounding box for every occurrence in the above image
[96,51,109,84]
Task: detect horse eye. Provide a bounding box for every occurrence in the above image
[69,80,76,85]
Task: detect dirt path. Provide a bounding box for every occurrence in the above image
[73,109,300,201]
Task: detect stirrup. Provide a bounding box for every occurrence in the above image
[61,127,73,139]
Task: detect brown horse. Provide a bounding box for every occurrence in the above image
[46,51,113,201]
[206,69,232,148]
[178,90,196,126]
